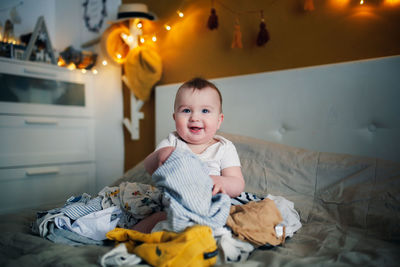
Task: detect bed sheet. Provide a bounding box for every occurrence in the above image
[1,132,400,266]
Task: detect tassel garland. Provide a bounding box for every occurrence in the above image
[206,2,273,48]
[256,11,269,46]
[231,18,243,49]
[207,8,218,30]
[257,21,269,46]
[304,0,315,11]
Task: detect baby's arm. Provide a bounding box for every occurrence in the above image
[210,166,245,197]
[144,146,175,175]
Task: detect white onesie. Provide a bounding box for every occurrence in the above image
[156,132,241,176]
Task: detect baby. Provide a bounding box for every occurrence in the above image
[133,77,244,233]
[144,77,245,197]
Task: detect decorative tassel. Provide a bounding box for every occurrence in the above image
[304,0,315,11]
[256,11,269,46]
[231,18,242,49]
[207,8,218,30]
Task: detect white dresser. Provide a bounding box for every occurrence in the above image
[0,58,96,214]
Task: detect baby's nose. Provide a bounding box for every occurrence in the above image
[189,112,200,121]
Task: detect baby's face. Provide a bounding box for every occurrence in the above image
[173,87,223,146]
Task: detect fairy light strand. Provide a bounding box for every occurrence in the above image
[94,0,399,73]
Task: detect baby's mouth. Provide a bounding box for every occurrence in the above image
[189,127,203,133]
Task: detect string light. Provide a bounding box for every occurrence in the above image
[384,0,400,5]
[57,58,65,67]
[92,69,98,75]
[120,33,128,40]
[95,0,398,73]
[81,69,87,73]
[177,10,184,18]
[67,63,76,70]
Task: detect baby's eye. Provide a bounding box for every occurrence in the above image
[182,108,191,113]
[202,109,210,114]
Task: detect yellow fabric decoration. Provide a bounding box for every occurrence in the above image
[102,23,131,64]
[123,45,162,101]
[106,225,218,267]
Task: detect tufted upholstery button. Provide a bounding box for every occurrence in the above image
[368,123,377,133]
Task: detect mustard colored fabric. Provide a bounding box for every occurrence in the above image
[106,225,217,267]
[227,198,284,247]
[123,44,162,101]
[102,23,131,64]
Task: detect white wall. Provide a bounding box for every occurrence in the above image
[0,0,56,45]
[0,0,125,191]
[92,61,125,191]
[156,56,400,163]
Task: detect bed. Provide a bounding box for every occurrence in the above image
[1,55,400,266]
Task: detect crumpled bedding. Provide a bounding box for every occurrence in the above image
[1,132,399,266]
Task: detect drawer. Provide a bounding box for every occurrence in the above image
[0,115,95,168]
[0,163,96,214]
[0,57,94,117]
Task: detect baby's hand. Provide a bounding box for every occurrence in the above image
[210,175,226,195]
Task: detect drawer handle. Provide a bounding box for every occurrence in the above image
[26,167,60,176]
[25,118,58,125]
[23,68,57,78]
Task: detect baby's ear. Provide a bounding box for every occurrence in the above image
[172,113,176,121]
[218,113,224,128]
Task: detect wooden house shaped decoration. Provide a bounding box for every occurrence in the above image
[23,16,56,64]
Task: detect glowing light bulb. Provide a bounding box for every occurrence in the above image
[67,63,76,70]
[165,24,171,31]
[116,54,122,59]
[137,22,143,29]
[385,0,400,5]
[102,60,108,66]
[140,37,145,44]
[177,11,184,18]
[360,0,364,4]
[81,69,87,74]
[92,69,98,75]
[152,35,157,42]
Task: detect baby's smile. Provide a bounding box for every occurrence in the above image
[189,126,203,133]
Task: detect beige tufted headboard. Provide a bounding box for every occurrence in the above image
[155,55,400,163]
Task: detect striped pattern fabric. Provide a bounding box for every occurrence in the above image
[152,148,231,232]
[231,192,264,206]
[62,195,103,220]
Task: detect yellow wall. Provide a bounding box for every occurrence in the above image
[140,0,400,84]
[122,0,400,169]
